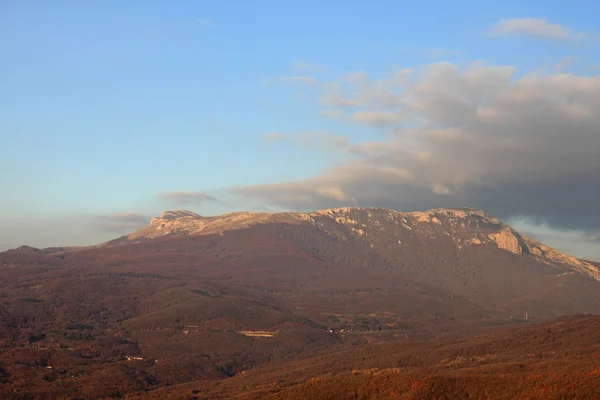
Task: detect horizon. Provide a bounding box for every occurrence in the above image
[2,0,599,261]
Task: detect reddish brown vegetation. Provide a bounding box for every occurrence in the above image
[1,209,600,398]
[139,315,600,399]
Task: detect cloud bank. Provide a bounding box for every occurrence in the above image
[230,62,600,237]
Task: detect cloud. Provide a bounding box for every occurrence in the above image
[158,191,232,207]
[291,60,328,72]
[262,76,317,85]
[230,62,600,238]
[93,213,150,233]
[553,56,576,73]
[426,48,461,59]
[262,131,350,151]
[196,18,215,28]
[585,233,600,244]
[489,18,583,41]
[352,111,399,127]
[319,71,410,110]
[320,109,348,119]
[343,71,370,83]
[263,132,284,142]
[320,90,366,108]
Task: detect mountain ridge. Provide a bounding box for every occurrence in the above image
[4,207,598,282]
[123,207,600,281]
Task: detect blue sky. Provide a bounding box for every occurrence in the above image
[1,1,599,259]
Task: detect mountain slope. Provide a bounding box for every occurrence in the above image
[1,207,600,398]
[110,207,600,319]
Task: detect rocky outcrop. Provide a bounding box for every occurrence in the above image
[522,236,600,281]
[129,210,311,240]
[153,210,202,221]
[488,227,523,255]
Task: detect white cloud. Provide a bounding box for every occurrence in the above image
[489,18,583,41]
[315,185,349,201]
[431,184,452,195]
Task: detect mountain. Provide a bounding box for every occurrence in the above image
[1,207,600,398]
[127,207,599,281]
[117,207,600,319]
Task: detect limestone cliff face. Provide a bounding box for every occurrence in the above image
[125,207,600,281]
[488,227,523,255]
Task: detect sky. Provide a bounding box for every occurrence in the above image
[1,1,599,260]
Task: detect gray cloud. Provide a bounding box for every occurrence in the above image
[158,191,232,208]
[585,233,600,243]
[93,213,150,233]
[352,111,400,127]
[489,18,583,41]
[230,62,600,237]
